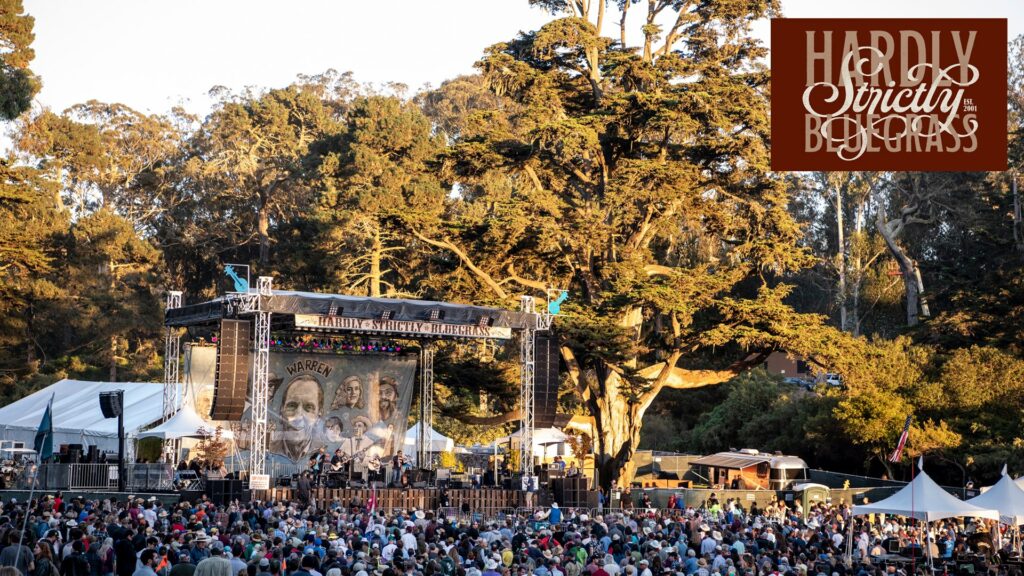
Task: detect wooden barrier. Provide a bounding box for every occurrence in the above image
[251,487,524,510]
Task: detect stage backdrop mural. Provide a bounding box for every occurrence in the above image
[186,345,418,476]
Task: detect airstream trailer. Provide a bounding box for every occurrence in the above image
[689,449,809,490]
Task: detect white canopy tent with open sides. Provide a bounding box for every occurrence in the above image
[403,422,454,465]
[969,467,1024,526]
[849,462,999,566]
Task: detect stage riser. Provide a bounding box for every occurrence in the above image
[252,488,523,510]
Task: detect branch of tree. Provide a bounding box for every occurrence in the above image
[412,229,510,300]
[440,407,523,426]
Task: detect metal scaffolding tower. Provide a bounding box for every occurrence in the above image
[162,291,182,462]
[519,296,553,476]
[519,296,536,475]
[246,277,273,479]
[418,343,434,469]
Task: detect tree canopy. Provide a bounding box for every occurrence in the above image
[0,1,1022,486]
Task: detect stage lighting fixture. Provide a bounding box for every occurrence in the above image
[380,310,394,320]
[429,308,444,321]
[327,303,341,316]
[478,316,493,328]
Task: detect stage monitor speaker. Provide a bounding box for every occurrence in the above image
[534,333,560,429]
[99,392,123,418]
[211,319,250,421]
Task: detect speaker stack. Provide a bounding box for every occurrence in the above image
[206,479,250,506]
[211,319,251,421]
[99,392,123,418]
[534,333,560,429]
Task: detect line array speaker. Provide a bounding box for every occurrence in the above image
[98,391,123,418]
[534,333,560,429]
[211,319,250,421]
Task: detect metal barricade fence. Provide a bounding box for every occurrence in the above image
[69,463,119,489]
[32,463,173,491]
[128,463,174,492]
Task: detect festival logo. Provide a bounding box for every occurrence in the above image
[770,19,1007,171]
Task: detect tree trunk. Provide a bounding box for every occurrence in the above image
[587,368,645,489]
[836,183,848,332]
[875,209,925,327]
[1013,174,1023,259]
[258,192,270,266]
[570,353,741,489]
[109,334,118,382]
[369,226,382,297]
[851,200,865,336]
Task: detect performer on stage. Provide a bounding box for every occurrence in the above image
[308,447,327,485]
[330,448,347,472]
[390,450,406,487]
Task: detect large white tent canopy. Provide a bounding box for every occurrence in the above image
[0,380,164,452]
[968,469,1024,525]
[403,422,453,453]
[137,405,231,440]
[495,427,568,445]
[852,468,999,522]
[492,427,571,457]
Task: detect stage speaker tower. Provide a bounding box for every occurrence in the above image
[534,333,560,429]
[211,319,250,421]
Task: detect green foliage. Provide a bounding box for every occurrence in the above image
[0,0,38,120]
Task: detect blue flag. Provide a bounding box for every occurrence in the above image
[34,394,54,461]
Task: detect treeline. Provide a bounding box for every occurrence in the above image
[1,1,1024,484]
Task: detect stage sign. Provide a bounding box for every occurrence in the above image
[248,474,270,490]
[293,314,513,340]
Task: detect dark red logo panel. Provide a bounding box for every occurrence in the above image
[771,19,1007,171]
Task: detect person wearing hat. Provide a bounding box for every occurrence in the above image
[482,559,501,576]
[254,558,272,576]
[189,534,211,566]
[637,559,652,576]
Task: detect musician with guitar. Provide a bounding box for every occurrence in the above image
[390,450,406,487]
[308,447,327,485]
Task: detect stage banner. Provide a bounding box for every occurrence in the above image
[186,346,418,476]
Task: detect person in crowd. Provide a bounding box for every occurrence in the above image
[32,542,56,576]
[132,550,158,576]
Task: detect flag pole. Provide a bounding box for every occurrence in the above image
[15,393,53,570]
[13,449,40,570]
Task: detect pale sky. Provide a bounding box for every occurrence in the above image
[20,0,1024,117]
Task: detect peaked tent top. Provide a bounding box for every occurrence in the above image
[969,471,1024,525]
[852,468,999,522]
[136,405,232,440]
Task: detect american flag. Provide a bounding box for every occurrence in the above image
[368,486,377,515]
[889,416,912,463]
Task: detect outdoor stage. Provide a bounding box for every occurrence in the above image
[161,278,556,493]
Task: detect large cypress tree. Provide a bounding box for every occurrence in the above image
[419,0,822,485]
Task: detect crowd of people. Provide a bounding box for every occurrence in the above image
[0,490,1010,576]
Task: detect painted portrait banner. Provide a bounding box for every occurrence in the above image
[186,346,417,476]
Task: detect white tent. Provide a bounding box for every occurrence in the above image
[493,427,570,457]
[137,405,232,440]
[852,468,1000,522]
[969,469,1024,525]
[495,427,568,445]
[403,422,454,453]
[0,380,164,452]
